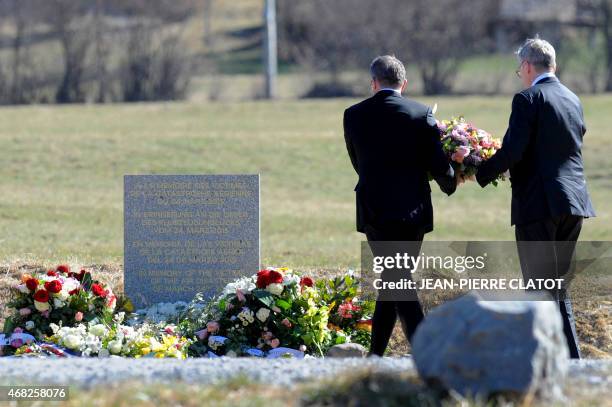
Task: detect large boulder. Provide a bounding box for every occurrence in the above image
[412,292,568,400]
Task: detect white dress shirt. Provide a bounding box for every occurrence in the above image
[531,72,556,87]
[378,88,402,95]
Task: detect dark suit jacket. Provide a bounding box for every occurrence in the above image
[344,90,456,234]
[476,76,595,225]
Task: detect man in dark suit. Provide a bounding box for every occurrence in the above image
[344,55,456,356]
[476,38,596,358]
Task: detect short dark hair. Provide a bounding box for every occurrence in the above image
[370,55,406,88]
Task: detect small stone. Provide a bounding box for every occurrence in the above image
[327,343,368,358]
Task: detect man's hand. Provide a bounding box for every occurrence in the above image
[456,172,466,186]
[456,172,475,186]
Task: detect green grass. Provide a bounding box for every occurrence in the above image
[0,96,610,269]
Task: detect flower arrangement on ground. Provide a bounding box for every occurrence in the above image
[3,265,118,342]
[180,268,374,357]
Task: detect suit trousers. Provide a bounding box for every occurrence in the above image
[515,214,583,359]
[365,223,425,356]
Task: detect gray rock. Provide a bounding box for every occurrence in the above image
[412,292,569,400]
[326,343,368,358]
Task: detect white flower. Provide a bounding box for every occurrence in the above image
[256,308,270,322]
[49,323,60,334]
[222,277,256,296]
[34,300,50,312]
[25,321,35,330]
[237,308,255,325]
[53,298,65,309]
[89,324,108,338]
[62,278,80,293]
[282,274,300,287]
[266,283,283,296]
[113,312,126,324]
[57,290,70,301]
[63,334,83,350]
[108,340,123,355]
[17,284,30,294]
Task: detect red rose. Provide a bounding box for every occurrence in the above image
[256,269,271,288]
[91,283,107,298]
[68,288,80,296]
[74,270,86,282]
[33,289,49,303]
[300,277,314,288]
[56,264,70,274]
[47,270,57,277]
[268,270,283,285]
[44,280,62,294]
[25,278,39,291]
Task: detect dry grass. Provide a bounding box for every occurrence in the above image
[55,367,612,407]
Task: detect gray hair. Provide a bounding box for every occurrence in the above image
[370,55,406,88]
[516,37,556,71]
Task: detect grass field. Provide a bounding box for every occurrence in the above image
[0,95,610,268]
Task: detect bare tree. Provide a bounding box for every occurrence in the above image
[203,0,214,48]
[601,0,612,91]
[120,22,191,102]
[278,0,492,95]
[92,0,111,103]
[42,0,93,103]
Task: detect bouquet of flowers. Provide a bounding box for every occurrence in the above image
[12,314,190,358]
[181,268,373,357]
[436,116,505,185]
[3,265,119,342]
[315,272,373,348]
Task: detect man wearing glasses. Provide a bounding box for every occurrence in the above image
[476,37,596,359]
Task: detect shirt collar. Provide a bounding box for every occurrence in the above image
[531,72,556,87]
[378,88,402,96]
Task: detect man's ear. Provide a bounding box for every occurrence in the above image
[371,79,378,93]
[400,80,408,93]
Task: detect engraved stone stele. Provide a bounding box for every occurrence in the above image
[124,174,259,309]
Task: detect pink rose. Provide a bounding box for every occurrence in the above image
[41,310,50,318]
[299,345,307,352]
[451,146,470,164]
[10,339,24,348]
[236,289,246,302]
[75,312,84,322]
[262,331,273,341]
[19,308,31,316]
[281,318,292,328]
[270,338,280,348]
[206,321,219,333]
[13,327,23,334]
[195,329,209,340]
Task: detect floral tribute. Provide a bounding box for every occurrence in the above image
[436,116,505,185]
[179,268,373,357]
[3,265,117,340]
[1,265,372,358]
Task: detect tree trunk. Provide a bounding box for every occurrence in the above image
[10,0,24,103]
[603,0,612,91]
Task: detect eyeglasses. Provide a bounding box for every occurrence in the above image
[515,61,526,78]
